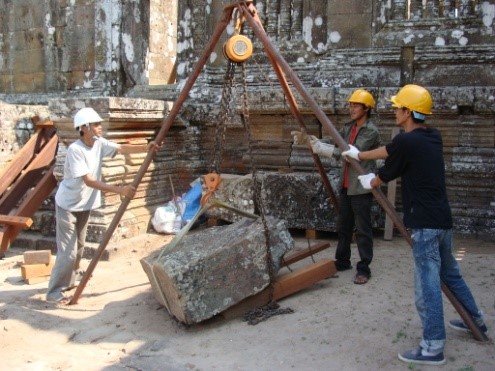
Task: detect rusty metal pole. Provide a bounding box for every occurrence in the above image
[261,45,339,211]
[240,2,409,241]
[240,1,488,342]
[69,5,236,305]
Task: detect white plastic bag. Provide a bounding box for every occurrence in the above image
[151,202,183,234]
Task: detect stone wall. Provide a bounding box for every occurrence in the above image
[1,0,494,243]
[0,0,176,102]
[171,0,495,239]
[0,101,51,169]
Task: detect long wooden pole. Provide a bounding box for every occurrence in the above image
[240,1,488,342]
[69,4,236,305]
[260,40,339,211]
[70,1,489,343]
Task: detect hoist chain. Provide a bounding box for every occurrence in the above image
[211,61,236,174]
[243,301,294,325]
[240,62,279,299]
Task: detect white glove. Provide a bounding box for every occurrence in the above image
[291,130,309,145]
[342,144,360,161]
[310,136,335,158]
[358,173,375,190]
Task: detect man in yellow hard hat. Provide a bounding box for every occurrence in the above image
[293,89,381,284]
[342,84,487,366]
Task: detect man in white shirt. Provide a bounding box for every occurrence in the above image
[46,107,158,303]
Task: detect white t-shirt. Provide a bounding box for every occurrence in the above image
[55,137,119,211]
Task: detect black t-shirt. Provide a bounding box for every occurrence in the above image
[377,127,453,229]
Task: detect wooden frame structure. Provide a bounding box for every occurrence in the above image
[0,119,58,258]
[69,0,488,343]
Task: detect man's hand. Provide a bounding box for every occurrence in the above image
[358,173,375,189]
[342,144,360,161]
[120,185,136,198]
[310,137,335,158]
[291,130,309,145]
[147,141,161,152]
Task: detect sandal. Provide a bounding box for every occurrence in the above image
[47,292,71,305]
[353,274,369,285]
[56,297,71,306]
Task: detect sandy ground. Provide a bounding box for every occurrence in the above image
[1,231,494,371]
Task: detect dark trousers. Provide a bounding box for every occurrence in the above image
[335,189,373,277]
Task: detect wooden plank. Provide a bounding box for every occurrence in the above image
[305,229,318,239]
[282,241,330,265]
[0,215,33,228]
[0,133,58,214]
[21,258,54,280]
[32,116,55,129]
[384,127,400,240]
[24,276,51,285]
[0,131,41,196]
[272,258,336,301]
[222,258,336,320]
[0,165,57,253]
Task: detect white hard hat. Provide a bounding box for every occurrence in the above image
[73,107,103,129]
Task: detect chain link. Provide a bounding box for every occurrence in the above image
[211,61,236,173]
[240,62,281,299]
[243,301,294,325]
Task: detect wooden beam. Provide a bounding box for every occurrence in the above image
[0,134,58,214]
[222,258,336,320]
[0,165,57,253]
[0,131,41,196]
[0,215,33,227]
[21,258,54,280]
[282,241,330,266]
[272,258,336,301]
[384,128,400,240]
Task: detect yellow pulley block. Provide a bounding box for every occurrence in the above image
[223,34,253,63]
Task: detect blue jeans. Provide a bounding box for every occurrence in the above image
[411,228,484,353]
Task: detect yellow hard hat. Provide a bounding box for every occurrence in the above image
[389,84,433,115]
[348,89,375,108]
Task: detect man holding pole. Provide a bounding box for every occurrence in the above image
[293,89,381,284]
[342,84,488,365]
[46,107,159,304]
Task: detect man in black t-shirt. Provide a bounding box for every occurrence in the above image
[342,84,487,366]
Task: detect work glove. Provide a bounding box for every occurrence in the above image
[342,144,360,161]
[309,136,335,158]
[358,173,375,190]
[291,130,309,145]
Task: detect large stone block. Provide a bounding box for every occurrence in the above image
[205,174,256,222]
[141,216,294,324]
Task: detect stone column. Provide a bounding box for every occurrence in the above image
[410,0,424,20]
[392,0,407,20]
[302,1,328,53]
[291,0,304,39]
[424,0,440,18]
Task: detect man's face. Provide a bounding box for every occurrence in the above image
[393,107,409,126]
[348,102,368,122]
[88,122,103,137]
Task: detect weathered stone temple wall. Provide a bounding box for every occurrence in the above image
[168,0,495,239]
[1,0,494,245]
